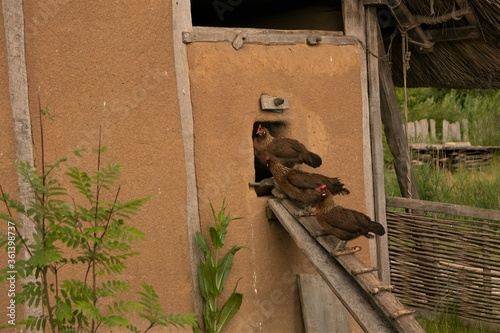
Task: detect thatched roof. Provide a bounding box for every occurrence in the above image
[383,0,500,89]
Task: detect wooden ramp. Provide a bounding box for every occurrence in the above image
[267,197,425,333]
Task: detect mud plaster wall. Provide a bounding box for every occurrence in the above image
[0,1,195,330]
[188,41,371,332]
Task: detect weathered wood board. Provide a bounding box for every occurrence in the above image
[298,274,352,333]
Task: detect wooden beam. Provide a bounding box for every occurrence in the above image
[377,24,420,200]
[386,0,434,53]
[171,1,204,328]
[366,6,390,285]
[363,0,388,6]
[343,0,366,44]
[2,1,42,330]
[183,26,355,45]
[455,0,479,26]
[427,26,480,42]
[267,199,395,333]
[386,197,500,221]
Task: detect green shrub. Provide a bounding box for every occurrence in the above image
[0,107,198,332]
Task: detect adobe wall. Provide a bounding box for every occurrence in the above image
[1,1,194,331]
[1,2,372,332]
[188,41,370,332]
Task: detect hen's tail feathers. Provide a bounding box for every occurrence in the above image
[329,179,350,196]
[306,152,322,168]
[370,221,386,236]
[331,184,350,196]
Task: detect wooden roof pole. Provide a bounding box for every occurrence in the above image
[386,0,434,53]
[2,1,42,331]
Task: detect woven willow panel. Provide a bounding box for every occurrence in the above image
[387,210,500,324]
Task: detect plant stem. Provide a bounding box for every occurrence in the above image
[99,186,120,241]
[91,126,103,333]
[41,267,56,333]
[0,185,32,255]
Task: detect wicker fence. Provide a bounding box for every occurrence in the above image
[386,197,500,325]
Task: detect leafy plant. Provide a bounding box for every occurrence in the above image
[0,106,199,332]
[196,201,243,333]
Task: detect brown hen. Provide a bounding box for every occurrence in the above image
[315,184,385,254]
[266,157,349,215]
[254,124,322,169]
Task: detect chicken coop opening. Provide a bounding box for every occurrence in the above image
[191,0,343,32]
[252,121,286,196]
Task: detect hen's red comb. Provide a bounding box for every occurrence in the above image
[256,124,262,133]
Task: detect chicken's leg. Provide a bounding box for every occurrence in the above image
[332,241,361,256]
[294,205,315,217]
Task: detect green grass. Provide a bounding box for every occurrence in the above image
[417,314,499,333]
[385,154,500,210]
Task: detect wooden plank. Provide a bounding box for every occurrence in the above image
[183,26,356,45]
[2,1,43,329]
[386,197,500,221]
[267,199,395,333]
[277,199,426,333]
[171,0,204,328]
[298,274,351,333]
[366,6,390,284]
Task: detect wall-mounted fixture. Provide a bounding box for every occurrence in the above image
[260,95,289,113]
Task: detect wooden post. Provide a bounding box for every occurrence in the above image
[377,25,419,199]
[366,6,390,284]
[343,0,366,44]
[450,121,461,142]
[172,1,204,328]
[429,119,436,141]
[442,119,450,142]
[2,1,42,330]
[461,119,469,142]
[418,119,429,142]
